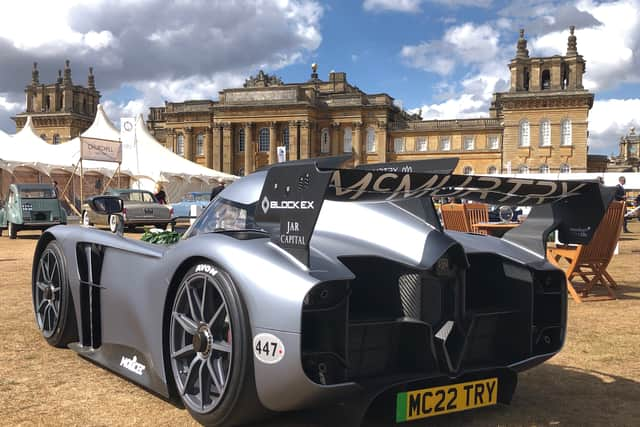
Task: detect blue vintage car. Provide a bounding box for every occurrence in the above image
[0,183,67,239]
[170,191,211,220]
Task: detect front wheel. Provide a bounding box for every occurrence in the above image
[169,263,264,426]
[32,240,78,347]
[82,211,92,226]
[108,214,118,233]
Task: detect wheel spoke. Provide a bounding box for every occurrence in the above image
[171,344,195,359]
[49,301,59,319]
[212,340,231,353]
[214,357,227,387]
[50,260,59,284]
[207,301,225,329]
[172,312,198,335]
[181,357,200,396]
[185,282,199,322]
[40,258,51,283]
[192,282,204,322]
[207,358,222,395]
[43,304,51,331]
[37,298,47,314]
[199,361,209,409]
[200,279,207,321]
[36,281,48,292]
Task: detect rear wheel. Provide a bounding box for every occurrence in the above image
[82,211,92,226]
[108,214,118,233]
[8,222,18,239]
[169,263,264,426]
[32,240,78,347]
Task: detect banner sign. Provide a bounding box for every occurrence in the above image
[277,146,287,163]
[81,137,123,163]
[120,117,136,149]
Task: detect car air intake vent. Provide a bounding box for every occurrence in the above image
[398,273,421,319]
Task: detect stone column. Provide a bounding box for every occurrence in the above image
[269,122,277,165]
[377,121,387,163]
[184,127,193,161]
[299,121,310,159]
[211,125,221,171]
[204,126,213,169]
[353,122,363,166]
[288,121,298,160]
[309,121,318,157]
[331,122,341,155]
[166,129,175,152]
[244,123,254,174]
[222,123,233,174]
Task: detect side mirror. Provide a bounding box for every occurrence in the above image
[90,196,123,214]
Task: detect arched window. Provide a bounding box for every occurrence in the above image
[539,164,550,173]
[196,133,204,156]
[238,128,245,152]
[560,163,571,173]
[462,166,474,175]
[487,165,497,174]
[539,119,551,147]
[518,164,529,174]
[519,120,530,147]
[282,126,289,149]
[40,134,47,141]
[541,69,551,89]
[52,134,60,145]
[320,128,330,153]
[258,128,270,152]
[176,134,184,156]
[366,127,376,153]
[561,119,572,146]
[343,127,352,153]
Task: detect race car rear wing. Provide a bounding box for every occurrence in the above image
[254,158,615,266]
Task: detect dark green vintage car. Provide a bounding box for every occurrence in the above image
[0,183,67,239]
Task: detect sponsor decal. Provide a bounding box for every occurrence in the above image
[120,355,146,376]
[253,333,285,364]
[259,195,315,215]
[569,226,591,238]
[195,264,218,276]
[280,220,305,246]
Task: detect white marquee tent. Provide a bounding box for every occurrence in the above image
[0,105,237,203]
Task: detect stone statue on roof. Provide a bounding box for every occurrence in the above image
[243,70,283,88]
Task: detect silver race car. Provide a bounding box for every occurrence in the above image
[31,157,614,426]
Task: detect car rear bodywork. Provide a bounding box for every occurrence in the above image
[0,183,66,236]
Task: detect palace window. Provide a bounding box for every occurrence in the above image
[40,134,47,141]
[320,128,330,153]
[487,165,497,174]
[52,134,60,145]
[282,126,290,148]
[519,120,530,147]
[560,163,571,173]
[259,128,270,152]
[196,133,204,156]
[561,119,572,146]
[343,127,352,153]
[394,137,405,153]
[540,120,551,147]
[463,166,474,175]
[176,134,184,156]
[518,164,529,174]
[541,69,551,89]
[440,136,451,151]
[463,136,474,151]
[416,137,427,152]
[238,128,245,152]
[539,164,550,173]
[366,127,376,153]
[488,135,500,149]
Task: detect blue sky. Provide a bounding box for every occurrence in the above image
[0,0,639,155]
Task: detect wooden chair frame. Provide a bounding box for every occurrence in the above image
[546,201,625,303]
[440,203,471,232]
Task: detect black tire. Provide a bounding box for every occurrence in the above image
[8,222,18,239]
[32,240,78,347]
[82,210,92,226]
[168,263,265,426]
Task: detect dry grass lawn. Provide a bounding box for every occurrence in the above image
[1,222,639,426]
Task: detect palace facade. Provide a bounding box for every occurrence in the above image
[146,27,593,176]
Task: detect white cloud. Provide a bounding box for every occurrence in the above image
[363,0,422,13]
[588,98,640,153]
[411,94,488,120]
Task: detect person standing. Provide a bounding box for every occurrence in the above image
[210,179,226,201]
[154,183,167,204]
[615,176,630,233]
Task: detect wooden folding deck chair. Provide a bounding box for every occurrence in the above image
[465,203,489,235]
[546,201,625,303]
[440,203,472,232]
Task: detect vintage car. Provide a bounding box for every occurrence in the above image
[81,188,173,232]
[31,157,614,426]
[170,191,211,220]
[0,183,66,239]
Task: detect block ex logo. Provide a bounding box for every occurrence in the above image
[260,196,314,214]
[120,355,146,376]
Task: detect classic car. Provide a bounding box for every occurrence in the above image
[170,191,211,221]
[0,183,66,239]
[31,157,614,426]
[81,188,174,232]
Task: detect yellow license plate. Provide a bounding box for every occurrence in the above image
[396,377,498,423]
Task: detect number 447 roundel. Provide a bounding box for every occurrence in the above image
[253,333,286,364]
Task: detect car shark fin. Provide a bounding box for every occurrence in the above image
[255,160,615,265]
